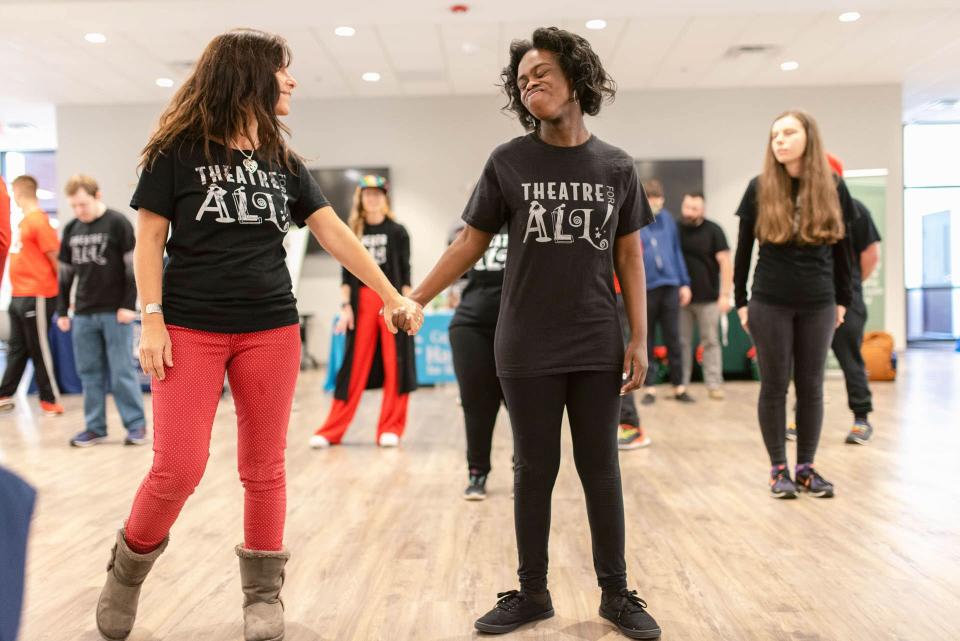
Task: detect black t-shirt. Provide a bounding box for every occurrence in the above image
[341,218,411,292]
[733,176,856,310]
[130,140,329,333]
[450,227,508,329]
[462,134,653,377]
[679,218,729,303]
[850,199,882,298]
[57,208,137,315]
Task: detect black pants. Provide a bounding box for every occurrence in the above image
[645,285,682,387]
[616,295,640,427]
[831,297,873,416]
[0,297,59,403]
[748,300,835,466]
[501,370,627,593]
[450,323,504,475]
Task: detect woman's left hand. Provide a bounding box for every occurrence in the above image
[836,305,847,328]
[621,339,648,396]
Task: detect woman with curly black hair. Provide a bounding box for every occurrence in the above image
[398,26,661,639]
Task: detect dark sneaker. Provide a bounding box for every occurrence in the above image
[599,589,662,639]
[640,393,656,406]
[786,421,797,441]
[125,427,148,446]
[618,424,651,450]
[70,431,107,448]
[474,590,554,634]
[770,466,798,499]
[674,391,695,403]
[845,419,873,445]
[796,466,834,498]
[464,472,488,501]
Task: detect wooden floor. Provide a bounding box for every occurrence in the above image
[2,349,959,641]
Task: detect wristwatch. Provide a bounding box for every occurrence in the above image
[144,303,163,315]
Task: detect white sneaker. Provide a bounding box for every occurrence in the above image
[309,434,331,449]
[378,432,400,448]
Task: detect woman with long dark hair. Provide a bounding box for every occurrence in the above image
[397,27,661,640]
[734,109,855,499]
[94,29,422,641]
[309,175,416,448]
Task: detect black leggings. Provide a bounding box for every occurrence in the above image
[748,300,836,466]
[449,324,504,474]
[645,285,682,387]
[501,370,626,594]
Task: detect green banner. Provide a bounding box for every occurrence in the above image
[845,174,887,332]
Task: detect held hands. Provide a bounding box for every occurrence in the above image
[334,305,355,335]
[620,340,648,396]
[836,305,847,328]
[679,286,692,307]
[139,317,173,381]
[385,295,424,336]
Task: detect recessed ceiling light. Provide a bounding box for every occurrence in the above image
[335,26,356,37]
[84,32,107,44]
[155,78,174,88]
[585,19,607,30]
[838,11,861,23]
[780,60,800,71]
[461,41,479,55]
[362,71,381,82]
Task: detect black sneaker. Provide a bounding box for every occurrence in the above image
[845,419,873,445]
[474,590,554,634]
[769,466,798,499]
[674,391,695,403]
[796,466,834,498]
[640,393,656,406]
[464,472,488,501]
[599,589,662,639]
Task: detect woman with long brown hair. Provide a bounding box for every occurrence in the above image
[309,175,416,448]
[94,29,422,641]
[733,109,856,499]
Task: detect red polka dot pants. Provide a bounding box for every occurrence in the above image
[125,323,300,553]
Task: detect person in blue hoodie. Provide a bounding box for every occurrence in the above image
[640,178,693,404]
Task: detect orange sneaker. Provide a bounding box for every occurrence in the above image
[40,401,64,416]
[617,424,651,450]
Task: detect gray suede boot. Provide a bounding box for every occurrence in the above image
[96,529,168,641]
[236,546,291,641]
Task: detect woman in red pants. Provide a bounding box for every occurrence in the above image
[93,29,422,641]
[310,175,417,448]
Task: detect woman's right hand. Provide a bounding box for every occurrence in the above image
[139,319,173,381]
[334,305,354,335]
[737,306,749,333]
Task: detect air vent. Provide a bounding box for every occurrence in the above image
[724,44,779,58]
[395,70,447,83]
[168,60,196,72]
[926,98,960,111]
[5,121,37,130]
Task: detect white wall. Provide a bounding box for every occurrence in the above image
[55,83,905,355]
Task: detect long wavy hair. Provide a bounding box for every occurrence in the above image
[756,109,843,245]
[347,187,396,238]
[140,29,297,172]
[500,27,616,132]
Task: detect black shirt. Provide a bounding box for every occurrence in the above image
[57,208,137,316]
[850,199,882,298]
[733,176,856,310]
[130,140,329,333]
[679,218,729,303]
[341,218,411,292]
[450,227,508,329]
[462,134,653,377]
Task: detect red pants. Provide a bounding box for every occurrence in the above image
[125,324,300,553]
[316,287,409,443]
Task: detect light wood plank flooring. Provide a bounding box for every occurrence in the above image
[2,349,959,641]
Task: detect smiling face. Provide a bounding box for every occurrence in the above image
[275,66,296,116]
[517,48,575,123]
[361,188,387,216]
[770,115,808,167]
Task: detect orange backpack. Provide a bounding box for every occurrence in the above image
[861,331,896,381]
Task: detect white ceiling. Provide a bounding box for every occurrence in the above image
[1,0,959,123]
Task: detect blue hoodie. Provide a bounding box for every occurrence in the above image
[640,208,691,290]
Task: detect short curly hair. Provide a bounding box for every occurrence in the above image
[500,27,617,131]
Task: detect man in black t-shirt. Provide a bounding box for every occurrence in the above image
[831,198,881,444]
[57,175,146,448]
[677,192,731,399]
